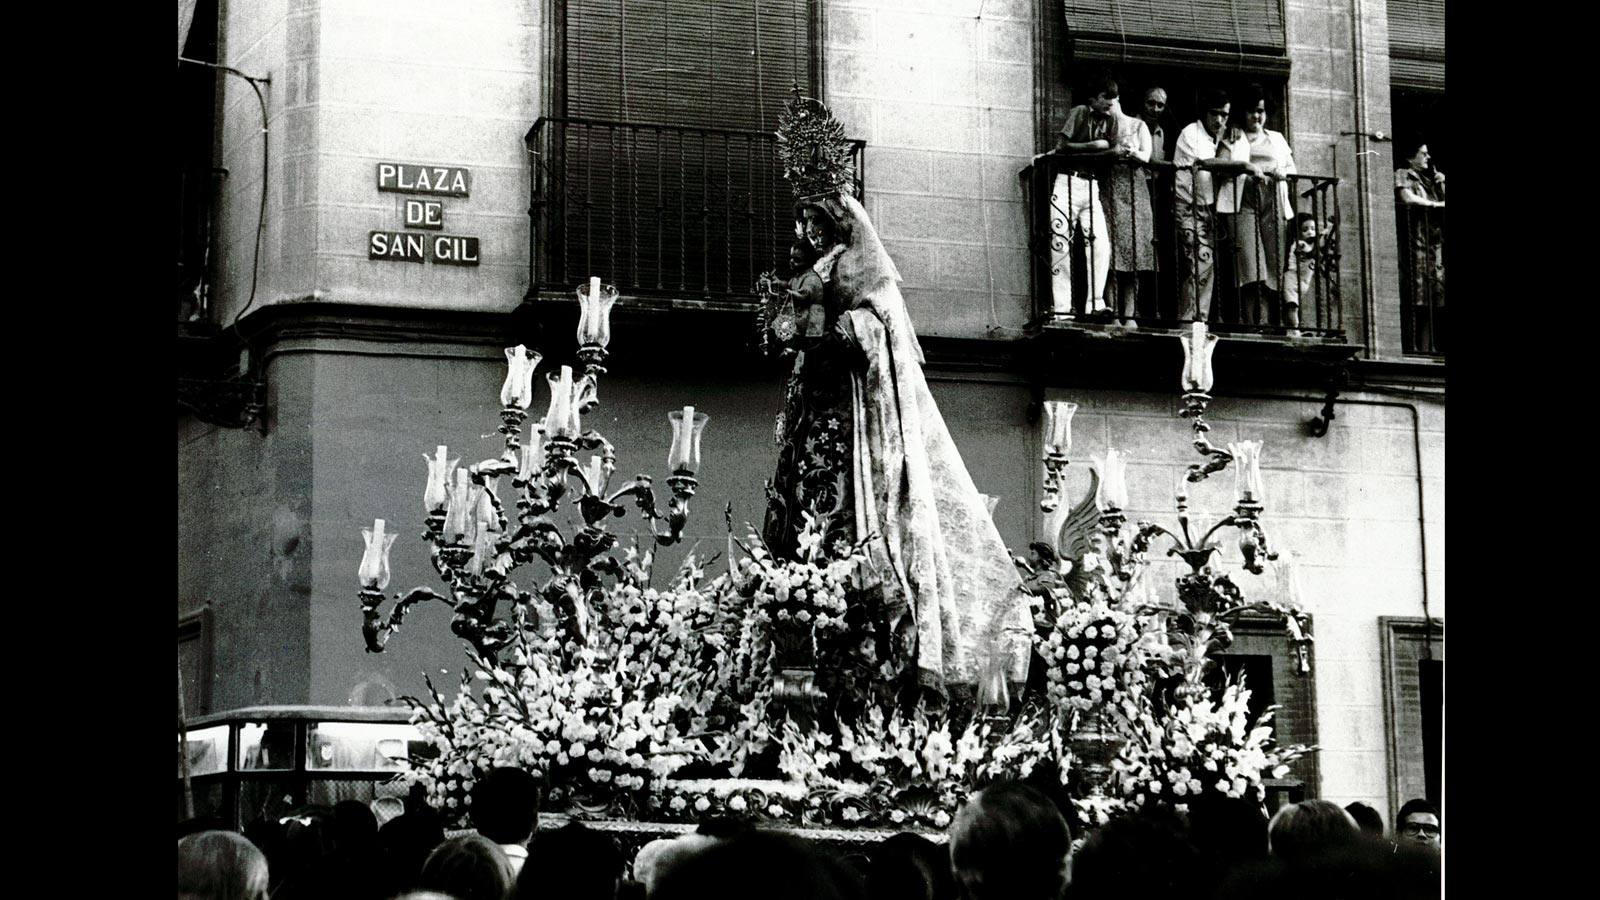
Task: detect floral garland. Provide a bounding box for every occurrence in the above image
[649,778,810,824]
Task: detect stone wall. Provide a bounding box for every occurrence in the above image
[178,354,317,710]
[826,0,1036,341]
[214,0,541,324]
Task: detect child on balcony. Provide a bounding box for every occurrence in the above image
[1281,213,1326,337]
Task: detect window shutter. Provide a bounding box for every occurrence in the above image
[1387,0,1444,92]
[554,0,815,299]
[566,0,809,132]
[1064,0,1288,72]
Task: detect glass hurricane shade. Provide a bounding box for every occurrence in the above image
[582,455,607,494]
[975,643,1014,711]
[358,518,398,590]
[1042,400,1078,458]
[499,345,543,410]
[474,479,500,533]
[1180,321,1218,393]
[576,277,617,349]
[517,428,546,482]
[443,469,481,544]
[668,406,709,475]
[543,366,582,440]
[1096,448,1129,511]
[1275,550,1303,607]
[1228,440,1264,503]
[466,528,495,577]
[423,445,458,514]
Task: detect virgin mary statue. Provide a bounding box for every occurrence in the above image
[763,94,1032,693]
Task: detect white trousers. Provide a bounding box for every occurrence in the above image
[1049,173,1111,315]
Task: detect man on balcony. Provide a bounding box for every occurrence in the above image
[1173,89,1254,322]
[1042,74,1123,319]
[1142,86,1179,319]
[1142,87,1169,163]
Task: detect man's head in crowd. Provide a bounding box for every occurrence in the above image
[1396,798,1441,848]
[178,830,270,900]
[1068,804,1202,899]
[1344,802,1386,839]
[866,831,956,900]
[418,834,516,900]
[1267,799,1360,866]
[650,830,867,900]
[1087,72,1119,115]
[1199,88,1231,138]
[949,781,1071,900]
[469,767,540,846]
[1141,87,1167,129]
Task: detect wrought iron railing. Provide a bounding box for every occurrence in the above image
[1022,156,1346,341]
[527,117,866,302]
[1396,202,1443,356]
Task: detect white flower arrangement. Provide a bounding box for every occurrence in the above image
[737,513,859,647]
[1035,595,1145,717]
[1111,675,1309,808]
[771,702,1066,830]
[402,551,728,821]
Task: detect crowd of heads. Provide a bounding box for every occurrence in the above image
[179,764,1442,900]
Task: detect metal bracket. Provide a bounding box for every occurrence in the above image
[177,376,266,433]
[1306,363,1349,438]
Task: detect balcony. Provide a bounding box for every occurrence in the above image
[1021,155,1351,353]
[525,117,865,308]
[1396,203,1444,356]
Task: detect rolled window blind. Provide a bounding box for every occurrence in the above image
[1387,0,1444,92]
[566,0,810,132]
[1063,0,1287,55]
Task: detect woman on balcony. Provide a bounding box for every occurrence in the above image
[1054,74,1156,326]
[1218,84,1297,330]
[1395,141,1445,353]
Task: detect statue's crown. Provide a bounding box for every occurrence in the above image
[775,86,856,200]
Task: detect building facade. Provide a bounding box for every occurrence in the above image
[177,0,1443,825]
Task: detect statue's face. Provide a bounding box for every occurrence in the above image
[802,210,834,252]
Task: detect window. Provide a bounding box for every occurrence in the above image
[177,0,220,326]
[1028,1,1343,341]
[1381,617,1443,816]
[1048,0,1291,133]
[177,606,213,719]
[1209,614,1319,808]
[535,0,824,300]
[1419,657,1441,805]
[1389,0,1444,356]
